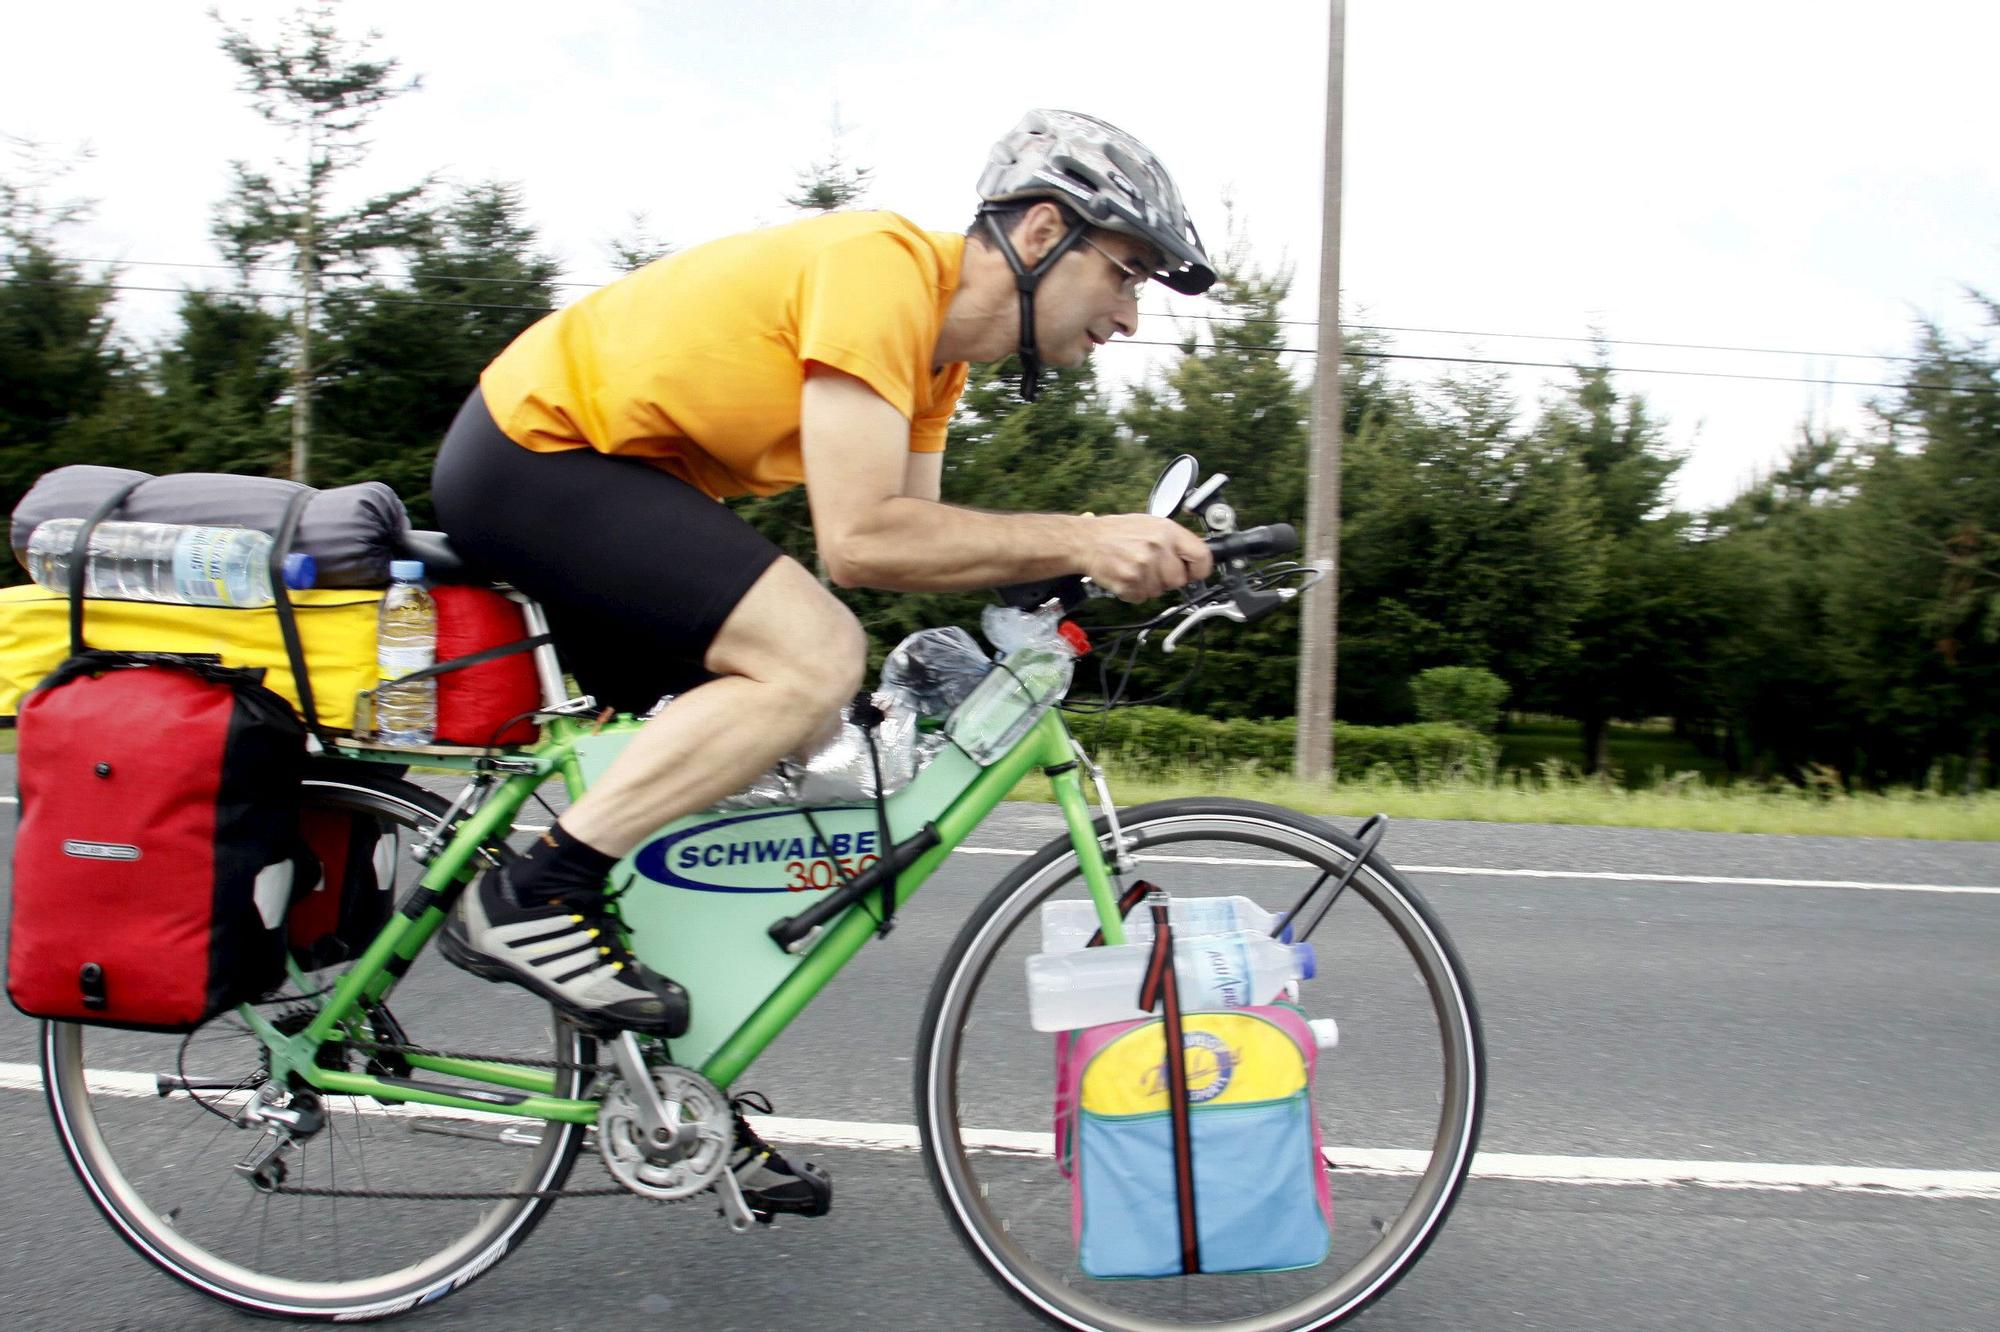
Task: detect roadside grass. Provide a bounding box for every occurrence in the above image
[1007,760,2000,841]
[5,719,1986,840]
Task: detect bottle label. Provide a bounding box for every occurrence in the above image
[172,527,244,606]
[379,647,434,683]
[1186,936,1251,1009]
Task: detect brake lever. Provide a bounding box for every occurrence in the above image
[1162,601,1248,653]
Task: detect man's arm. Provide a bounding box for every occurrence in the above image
[801,366,1210,601]
[902,450,942,503]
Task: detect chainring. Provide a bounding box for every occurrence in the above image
[597,1064,733,1201]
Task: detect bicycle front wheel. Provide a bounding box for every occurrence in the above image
[41,765,595,1322]
[916,797,1484,1332]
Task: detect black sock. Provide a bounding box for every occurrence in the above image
[505,821,619,908]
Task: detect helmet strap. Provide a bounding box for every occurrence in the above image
[980,207,1089,403]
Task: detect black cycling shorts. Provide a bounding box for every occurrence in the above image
[431,388,784,714]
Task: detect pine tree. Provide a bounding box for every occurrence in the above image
[786,107,873,213]
[1120,237,1312,715]
[0,140,132,563]
[313,182,558,522]
[210,0,428,484]
[1533,357,1696,772]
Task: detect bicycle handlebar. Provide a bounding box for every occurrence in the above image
[1206,523,1298,563]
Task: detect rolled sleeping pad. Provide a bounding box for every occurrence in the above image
[10,465,412,588]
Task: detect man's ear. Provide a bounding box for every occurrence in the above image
[1013,201,1070,266]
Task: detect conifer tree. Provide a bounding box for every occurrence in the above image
[209,0,428,483]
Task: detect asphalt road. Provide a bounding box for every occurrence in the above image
[2,772,1996,1331]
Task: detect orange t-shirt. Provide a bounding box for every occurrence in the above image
[478,211,970,500]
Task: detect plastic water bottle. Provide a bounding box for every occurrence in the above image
[945,642,1075,764]
[373,559,437,746]
[1039,895,1292,953]
[1025,930,1316,1032]
[25,518,313,608]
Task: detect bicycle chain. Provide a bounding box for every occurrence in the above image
[342,1035,605,1075]
[270,1036,641,1201]
[273,1181,635,1200]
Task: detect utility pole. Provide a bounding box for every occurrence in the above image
[1294,0,1346,781]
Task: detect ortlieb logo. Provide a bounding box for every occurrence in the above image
[62,840,141,862]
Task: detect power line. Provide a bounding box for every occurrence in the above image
[23,277,555,316]
[73,254,601,291]
[1107,337,1993,397]
[1140,310,1929,366]
[74,254,1929,367]
[20,276,1996,398]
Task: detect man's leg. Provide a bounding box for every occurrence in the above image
[559,555,865,854]
[445,554,866,1028]
[454,553,854,1216]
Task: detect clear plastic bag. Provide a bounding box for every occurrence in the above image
[711,691,947,811]
[878,626,994,719]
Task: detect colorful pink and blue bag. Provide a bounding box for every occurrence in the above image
[1051,900,1334,1278]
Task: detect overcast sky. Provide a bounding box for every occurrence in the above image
[8,1,1998,509]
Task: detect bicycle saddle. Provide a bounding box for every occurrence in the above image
[394,529,482,584]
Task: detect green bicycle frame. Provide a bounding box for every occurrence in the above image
[266,706,1127,1126]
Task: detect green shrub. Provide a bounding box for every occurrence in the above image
[1408,666,1510,732]
[1073,706,1496,783]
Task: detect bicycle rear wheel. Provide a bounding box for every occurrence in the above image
[916,797,1484,1332]
[41,765,597,1322]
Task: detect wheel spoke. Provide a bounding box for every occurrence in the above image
[916,800,1485,1332]
[41,770,590,1319]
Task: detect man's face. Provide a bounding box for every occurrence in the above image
[1030,230,1159,369]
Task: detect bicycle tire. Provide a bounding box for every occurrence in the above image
[42,762,593,1322]
[914,797,1484,1332]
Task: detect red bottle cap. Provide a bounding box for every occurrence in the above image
[1056,619,1093,656]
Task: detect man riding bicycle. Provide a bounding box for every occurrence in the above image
[430,109,1215,1217]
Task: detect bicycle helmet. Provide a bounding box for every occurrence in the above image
[975,109,1214,400]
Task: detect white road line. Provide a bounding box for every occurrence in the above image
[5,1063,1995,1201]
[948,846,2000,895]
[5,799,1987,894]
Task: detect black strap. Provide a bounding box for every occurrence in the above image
[39,648,258,694]
[65,478,150,656]
[376,632,554,688]
[265,487,327,743]
[1085,880,1157,949]
[1137,899,1200,1275]
[847,693,900,937]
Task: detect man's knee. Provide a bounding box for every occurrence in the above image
[706,558,867,711]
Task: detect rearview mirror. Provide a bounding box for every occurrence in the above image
[1147,454,1200,518]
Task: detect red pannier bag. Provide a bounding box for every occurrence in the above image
[6,650,307,1030]
[289,805,396,970]
[432,585,540,747]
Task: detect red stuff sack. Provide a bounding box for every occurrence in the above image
[432,585,539,747]
[6,651,307,1030]
[289,805,396,970]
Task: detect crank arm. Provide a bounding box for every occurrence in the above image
[611,1033,699,1154]
[712,1162,759,1235]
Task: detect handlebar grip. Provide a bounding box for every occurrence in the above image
[1207,523,1299,563]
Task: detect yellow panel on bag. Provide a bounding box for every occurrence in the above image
[1079,1011,1310,1117]
[0,583,385,730]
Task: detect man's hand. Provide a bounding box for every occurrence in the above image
[1077,514,1214,602]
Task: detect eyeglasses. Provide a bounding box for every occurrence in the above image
[1079,235,1153,301]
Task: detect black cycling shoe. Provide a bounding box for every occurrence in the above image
[730,1091,833,1219]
